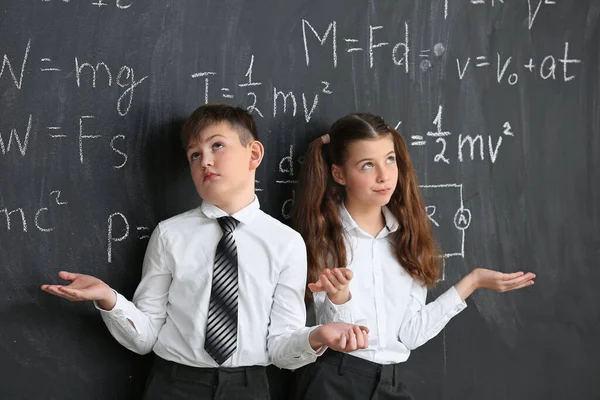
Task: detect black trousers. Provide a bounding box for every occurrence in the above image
[289,350,414,400]
[144,356,270,400]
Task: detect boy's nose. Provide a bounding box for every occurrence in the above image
[201,157,214,168]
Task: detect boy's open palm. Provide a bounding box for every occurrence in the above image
[41,271,114,307]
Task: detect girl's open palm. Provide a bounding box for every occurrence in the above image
[475,268,535,292]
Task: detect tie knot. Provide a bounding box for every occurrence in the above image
[217,216,239,233]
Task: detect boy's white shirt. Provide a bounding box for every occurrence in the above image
[95,196,325,370]
[312,203,467,364]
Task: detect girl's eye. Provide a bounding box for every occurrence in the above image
[361,162,373,170]
[212,142,224,150]
[386,156,396,164]
[190,152,200,161]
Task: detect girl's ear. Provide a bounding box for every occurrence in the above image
[331,164,346,185]
[248,140,264,170]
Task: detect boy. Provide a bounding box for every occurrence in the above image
[41,104,369,400]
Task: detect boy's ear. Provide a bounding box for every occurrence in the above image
[331,164,346,185]
[248,141,264,171]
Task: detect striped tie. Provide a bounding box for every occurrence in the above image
[204,216,240,365]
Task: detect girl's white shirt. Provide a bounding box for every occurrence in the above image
[313,204,467,364]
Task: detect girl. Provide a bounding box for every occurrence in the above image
[290,113,535,400]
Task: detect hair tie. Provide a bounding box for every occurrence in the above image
[321,134,330,144]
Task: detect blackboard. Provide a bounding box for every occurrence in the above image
[1,1,599,399]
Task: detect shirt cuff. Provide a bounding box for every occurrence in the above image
[303,325,328,356]
[439,286,468,317]
[93,289,123,314]
[94,290,141,335]
[322,293,354,323]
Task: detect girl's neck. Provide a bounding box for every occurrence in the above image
[344,199,385,238]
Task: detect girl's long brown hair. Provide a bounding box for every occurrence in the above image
[292,113,441,300]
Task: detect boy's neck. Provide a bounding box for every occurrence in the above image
[213,186,256,215]
[344,199,385,237]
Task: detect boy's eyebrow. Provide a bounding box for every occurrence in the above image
[186,134,227,150]
[354,151,395,165]
[205,134,227,142]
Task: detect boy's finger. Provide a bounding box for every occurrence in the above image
[42,285,62,294]
[58,286,80,300]
[60,287,80,297]
[58,271,78,281]
[357,325,370,334]
[44,286,73,300]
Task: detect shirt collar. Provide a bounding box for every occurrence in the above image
[200,196,260,225]
[340,202,400,234]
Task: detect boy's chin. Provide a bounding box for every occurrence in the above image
[197,188,226,204]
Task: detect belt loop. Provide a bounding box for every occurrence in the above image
[338,353,348,376]
[244,367,250,387]
[379,365,392,383]
[392,364,397,387]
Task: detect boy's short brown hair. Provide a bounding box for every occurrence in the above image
[181,104,259,148]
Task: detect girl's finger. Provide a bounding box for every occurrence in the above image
[308,282,325,293]
[505,274,536,288]
[332,268,348,285]
[346,327,358,351]
[324,270,343,289]
[502,271,525,281]
[341,268,353,281]
[321,276,339,294]
[338,331,347,350]
[507,280,535,291]
[505,272,535,283]
[362,330,369,348]
[354,325,365,349]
